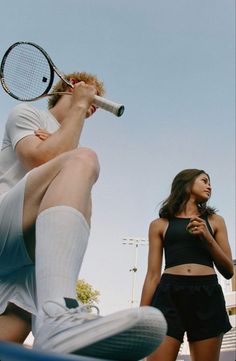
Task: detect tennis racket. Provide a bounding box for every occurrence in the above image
[0,41,125,117]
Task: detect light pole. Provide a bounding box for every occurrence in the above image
[122,237,148,307]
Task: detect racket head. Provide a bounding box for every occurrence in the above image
[0,41,55,101]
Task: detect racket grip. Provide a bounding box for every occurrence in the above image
[94,95,125,117]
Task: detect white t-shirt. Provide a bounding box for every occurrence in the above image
[0,103,60,195]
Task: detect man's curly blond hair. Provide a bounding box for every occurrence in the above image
[48,72,105,109]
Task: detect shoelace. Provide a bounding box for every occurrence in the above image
[67,303,100,317]
[44,301,100,324]
[79,304,100,314]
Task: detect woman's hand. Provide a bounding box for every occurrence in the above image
[187,215,234,279]
[186,216,212,241]
[34,128,51,141]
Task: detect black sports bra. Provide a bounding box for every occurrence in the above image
[163,216,214,269]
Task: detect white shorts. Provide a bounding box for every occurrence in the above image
[0,174,37,315]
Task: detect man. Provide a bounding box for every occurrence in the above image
[0,72,166,360]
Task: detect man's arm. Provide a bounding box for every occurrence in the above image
[16,82,96,171]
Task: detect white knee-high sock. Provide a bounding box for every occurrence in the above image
[35,206,90,310]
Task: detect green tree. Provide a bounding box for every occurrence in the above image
[76,279,100,306]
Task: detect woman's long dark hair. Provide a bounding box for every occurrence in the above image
[159,169,217,219]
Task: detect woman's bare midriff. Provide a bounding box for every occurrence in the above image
[164,263,216,276]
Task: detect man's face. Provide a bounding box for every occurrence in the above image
[86,103,97,118]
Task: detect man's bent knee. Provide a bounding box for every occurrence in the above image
[64,148,100,183]
[23,147,99,230]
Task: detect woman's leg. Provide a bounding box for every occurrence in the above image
[0,303,31,343]
[147,335,181,361]
[189,336,223,361]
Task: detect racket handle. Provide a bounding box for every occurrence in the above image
[94,95,125,117]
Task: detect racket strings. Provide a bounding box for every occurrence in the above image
[2,44,52,100]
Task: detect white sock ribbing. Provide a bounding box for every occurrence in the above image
[35,206,90,310]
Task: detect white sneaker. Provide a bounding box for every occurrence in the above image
[33,298,167,360]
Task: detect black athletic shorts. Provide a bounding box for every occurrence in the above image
[151,273,231,343]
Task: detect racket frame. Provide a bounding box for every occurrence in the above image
[0,41,124,117]
[0,41,73,101]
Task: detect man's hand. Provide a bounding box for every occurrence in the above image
[34,128,51,141]
[70,81,97,116]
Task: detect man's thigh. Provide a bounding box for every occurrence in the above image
[23,147,96,237]
[23,152,70,228]
[22,152,72,259]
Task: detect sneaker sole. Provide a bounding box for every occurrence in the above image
[35,306,167,361]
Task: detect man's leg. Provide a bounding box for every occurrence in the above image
[22,147,99,309]
[22,147,167,360]
[23,147,99,258]
[0,304,31,343]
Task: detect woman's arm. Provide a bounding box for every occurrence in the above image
[208,214,234,279]
[140,218,166,306]
[187,214,234,279]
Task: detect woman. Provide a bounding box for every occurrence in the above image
[141,169,234,361]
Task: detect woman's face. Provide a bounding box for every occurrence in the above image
[190,173,212,202]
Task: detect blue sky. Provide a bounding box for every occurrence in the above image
[0,0,235,316]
